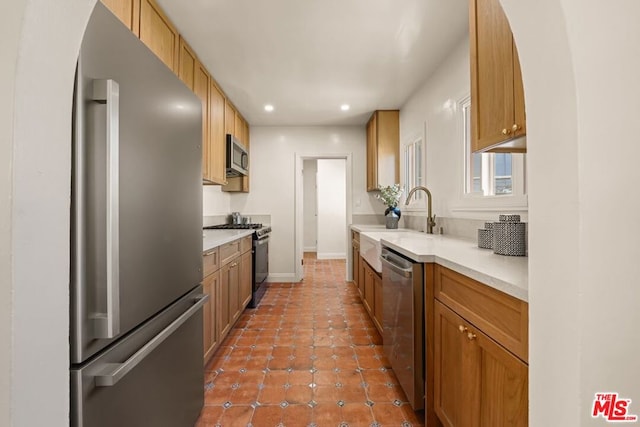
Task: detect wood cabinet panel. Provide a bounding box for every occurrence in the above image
[101,0,140,34]
[239,250,252,309]
[373,272,383,333]
[224,100,236,137]
[203,247,219,278]
[139,0,179,72]
[366,110,399,191]
[358,255,366,299]
[363,263,374,315]
[208,82,227,185]
[178,37,196,90]
[202,269,220,363]
[219,263,232,339]
[435,265,528,362]
[434,301,466,427]
[351,238,360,293]
[470,0,526,152]
[220,240,241,266]
[193,60,211,184]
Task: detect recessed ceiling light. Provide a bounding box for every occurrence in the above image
[340,104,350,111]
[264,104,274,112]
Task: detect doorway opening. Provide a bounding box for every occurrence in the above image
[294,154,353,282]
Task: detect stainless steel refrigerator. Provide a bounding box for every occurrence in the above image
[70,4,206,426]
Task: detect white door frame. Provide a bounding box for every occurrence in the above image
[294,153,353,282]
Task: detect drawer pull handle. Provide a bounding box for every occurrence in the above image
[467,332,477,341]
[204,251,216,257]
[458,325,468,333]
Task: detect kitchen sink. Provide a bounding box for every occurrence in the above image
[359,230,426,273]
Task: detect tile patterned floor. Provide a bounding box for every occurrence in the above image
[196,253,425,427]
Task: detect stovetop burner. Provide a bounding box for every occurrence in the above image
[204,223,263,230]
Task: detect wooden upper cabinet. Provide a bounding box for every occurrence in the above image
[193,60,210,182]
[234,112,245,145]
[366,110,399,191]
[139,0,179,72]
[101,0,140,34]
[208,82,227,185]
[470,0,526,152]
[178,37,197,90]
[224,101,236,138]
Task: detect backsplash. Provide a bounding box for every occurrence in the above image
[203,214,272,227]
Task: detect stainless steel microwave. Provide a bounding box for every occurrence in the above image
[226,134,248,176]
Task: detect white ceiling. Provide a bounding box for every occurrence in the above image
[157,0,469,126]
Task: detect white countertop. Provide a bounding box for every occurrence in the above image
[203,229,254,252]
[357,227,528,302]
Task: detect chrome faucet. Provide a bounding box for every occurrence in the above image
[404,186,437,234]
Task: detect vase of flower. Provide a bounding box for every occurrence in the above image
[376,184,404,229]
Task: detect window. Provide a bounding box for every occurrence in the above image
[403,137,424,203]
[462,96,526,198]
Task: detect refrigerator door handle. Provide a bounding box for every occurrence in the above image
[93,294,209,387]
[91,79,121,339]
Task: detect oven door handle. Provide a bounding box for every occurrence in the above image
[254,237,270,246]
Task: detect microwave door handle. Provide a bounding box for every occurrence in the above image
[241,151,248,170]
[91,79,121,339]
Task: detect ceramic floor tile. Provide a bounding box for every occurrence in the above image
[199,254,424,426]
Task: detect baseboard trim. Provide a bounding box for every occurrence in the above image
[265,273,298,283]
[316,252,347,260]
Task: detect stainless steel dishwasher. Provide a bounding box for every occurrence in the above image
[381,247,425,410]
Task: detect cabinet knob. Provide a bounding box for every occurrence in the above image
[501,128,511,136]
[458,325,468,333]
[467,332,477,341]
[512,123,520,132]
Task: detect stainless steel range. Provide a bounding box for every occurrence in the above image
[204,223,271,307]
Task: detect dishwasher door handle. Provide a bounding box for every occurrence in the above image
[381,254,413,278]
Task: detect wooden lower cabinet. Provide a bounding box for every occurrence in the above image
[202,269,220,363]
[363,264,374,315]
[434,299,528,426]
[352,238,360,293]
[239,250,252,308]
[373,273,383,333]
[358,255,366,298]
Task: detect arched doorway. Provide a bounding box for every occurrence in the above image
[7,1,640,426]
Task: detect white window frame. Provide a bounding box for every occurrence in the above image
[401,128,427,211]
[453,95,528,214]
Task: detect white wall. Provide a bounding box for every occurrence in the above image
[303,159,317,251]
[316,159,347,259]
[203,185,231,215]
[400,35,469,219]
[230,126,374,280]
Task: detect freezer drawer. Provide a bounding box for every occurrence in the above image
[71,286,207,427]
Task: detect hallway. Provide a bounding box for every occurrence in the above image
[196,254,424,426]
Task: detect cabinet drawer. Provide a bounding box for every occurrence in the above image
[220,239,241,265]
[203,247,219,277]
[434,265,528,362]
[240,236,252,254]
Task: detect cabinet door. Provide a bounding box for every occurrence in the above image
[193,60,210,182]
[219,263,232,339]
[376,111,400,187]
[363,264,374,315]
[358,255,366,299]
[234,112,245,145]
[239,250,252,309]
[352,241,360,290]
[202,269,220,364]
[224,100,236,137]
[229,259,241,322]
[178,37,196,90]
[470,0,526,151]
[209,82,227,185]
[434,301,468,427]
[366,114,378,191]
[373,271,383,333]
[473,326,528,426]
[139,0,179,72]
[101,0,140,34]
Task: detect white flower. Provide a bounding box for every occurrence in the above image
[375,184,403,208]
